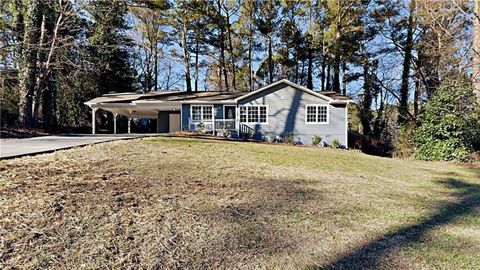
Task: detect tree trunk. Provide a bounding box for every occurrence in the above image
[268,35,273,84]
[217,0,228,91]
[18,0,41,127]
[33,12,48,127]
[307,46,313,90]
[248,22,253,91]
[326,62,331,91]
[360,63,372,137]
[321,55,326,91]
[332,33,341,94]
[398,0,415,124]
[154,43,158,91]
[413,75,420,118]
[42,72,56,131]
[341,61,347,96]
[195,32,199,92]
[225,9,236,91]
[373,90,385,138]
[473,0,480,102]
[181,20,192,93]
[220,27,228,91]
[294,47,299,84]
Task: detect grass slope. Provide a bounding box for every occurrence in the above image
[0,137,479,269]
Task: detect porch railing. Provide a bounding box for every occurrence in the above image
[188,120,214,132]
[188,119,239,132]
[214,119,238,131]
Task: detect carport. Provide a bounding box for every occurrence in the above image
[84,92,182,134]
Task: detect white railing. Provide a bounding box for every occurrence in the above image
[189,120,214,132]
[214,119,238,131]
[188,119,239,132]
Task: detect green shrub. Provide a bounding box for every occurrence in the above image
[393,123,415,158]
[312,135,322,146]
[283,133,295,144]
[414,74,480,162]
[332,139,340,148]
[196,122,205,132]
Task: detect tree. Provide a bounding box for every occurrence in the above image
[129,0,171,92]
[17,0,41,127]
[255,0,280,84]
[398,0,415,124]
[324,0,366,94]
[414,74,480,161]
[472,0,480,102]
[239,0,257,91]
[88,0,135,96]
[169,0,204,93]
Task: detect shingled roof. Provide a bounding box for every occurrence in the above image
[85,80,352,106]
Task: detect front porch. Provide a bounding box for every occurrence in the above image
[86,102,246,136]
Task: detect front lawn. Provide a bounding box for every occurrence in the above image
[0,137,479,269]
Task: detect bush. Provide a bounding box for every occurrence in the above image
[393,123,415,158]
[414,74,480,162]
[281,133,295,144]
[331,139,340,148]
[312,135,322,146]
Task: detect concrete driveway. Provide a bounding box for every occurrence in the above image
[0,134,157,159]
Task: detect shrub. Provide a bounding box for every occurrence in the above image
[283,133,295,144]
[331,139,340,148]
[393,123,415,158]
[312,135,322,146]
[414,74,480,162]
[196,122,205,132]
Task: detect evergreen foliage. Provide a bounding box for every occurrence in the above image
[88,1,134,95]
[414,75,480,161]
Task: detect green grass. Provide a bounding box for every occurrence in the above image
[0,137,479,269]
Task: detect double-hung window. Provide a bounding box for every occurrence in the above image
[191,105,213,122]
[239,105,268,123]
[306,105,329,124]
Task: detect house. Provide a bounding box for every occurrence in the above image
[85,79,351,146]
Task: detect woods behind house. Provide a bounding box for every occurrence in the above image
[1,0,480,161]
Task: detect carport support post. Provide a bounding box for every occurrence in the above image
[91,107,97,135]
[113,113,118,134]
[128,118,132,134]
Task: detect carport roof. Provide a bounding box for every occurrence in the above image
[85,91,245,106]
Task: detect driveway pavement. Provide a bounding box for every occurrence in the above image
[0,134,157,159]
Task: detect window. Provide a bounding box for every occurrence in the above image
[202,106,212,121]
[191,105,214,122]
[240,107,247,123]
[248,107,258,122]
[239,105,268,123]
[306,105,328,124]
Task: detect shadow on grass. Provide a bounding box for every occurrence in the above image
[208,178,321,256]
[314,176,480,269]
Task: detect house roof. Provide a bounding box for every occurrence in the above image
[85,79,352,106]
[85,91,244,105]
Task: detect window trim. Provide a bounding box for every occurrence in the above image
[190,105,214,122]
[305,104,329,125]
[239,105,269,124]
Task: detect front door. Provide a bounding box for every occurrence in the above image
[224,106,236,120]
[169,113,181,133]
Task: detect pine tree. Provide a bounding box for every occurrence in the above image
[88,1,134,95]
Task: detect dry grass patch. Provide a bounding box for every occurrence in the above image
[0,137,479,269]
